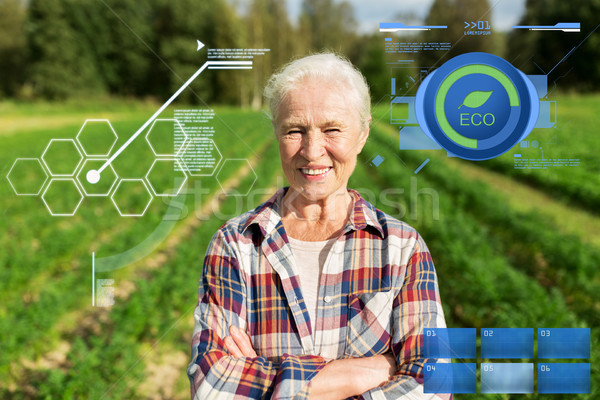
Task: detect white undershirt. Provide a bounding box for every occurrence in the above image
[288,236,336,333]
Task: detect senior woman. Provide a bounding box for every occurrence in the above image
[188,53,450,400]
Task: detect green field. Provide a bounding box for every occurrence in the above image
[1,94,598,399]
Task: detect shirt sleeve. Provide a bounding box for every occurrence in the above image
[359,234,452,400]
[187,229,328,400]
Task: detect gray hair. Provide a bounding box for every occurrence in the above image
[263,52,371,129]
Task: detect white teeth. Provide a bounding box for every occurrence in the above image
[300,167,330,175]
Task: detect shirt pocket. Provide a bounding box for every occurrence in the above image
[345,290,394,357]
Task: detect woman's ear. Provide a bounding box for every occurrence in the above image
[356,116,371,154]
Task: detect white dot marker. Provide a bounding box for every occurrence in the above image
[86,169,100,184]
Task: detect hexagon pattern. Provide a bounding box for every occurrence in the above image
[41,178,84,216]
[6,158,49,196]
[76,159,118,196]
[181,138,222,176]
[144,158,188,197]
[8,118,261,216]
[41,139,83,176]
[110,179,153,217]
[216,159,257,196]
[145,119,188,157]
[76,119,118,157]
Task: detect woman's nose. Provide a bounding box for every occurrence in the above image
[301,131,326,160]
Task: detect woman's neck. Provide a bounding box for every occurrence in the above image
[281,188,354,241]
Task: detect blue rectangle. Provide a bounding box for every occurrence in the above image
[527,74,548,97]
[424,363,477,393]
[538,363,590,393]
[538,328,590,359]
[384,37,392,41]
[414,158,430,174]
[424,328,476,359]
[380,22,447,29]
[513,23,580,30]
[371,155,384,167]
[481,328,533,359]
[481,363,533,393]
[535,100,557,128]
[399,126,442,150]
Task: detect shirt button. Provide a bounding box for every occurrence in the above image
[323,295,332,303]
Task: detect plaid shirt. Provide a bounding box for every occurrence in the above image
[188,188,450,400]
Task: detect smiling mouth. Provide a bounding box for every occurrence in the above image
[299,167,332,176]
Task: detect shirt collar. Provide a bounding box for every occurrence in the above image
[242,187,385,239]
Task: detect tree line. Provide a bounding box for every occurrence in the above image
[0,0,597,106]
[0,0,384,106]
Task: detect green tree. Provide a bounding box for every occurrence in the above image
[419,0,493,68]
[75,0,155,96]
[299,0,357,54]
[154,0,244,104]
[27,0,104,99]
[508,0,600,91]
[26,0,246,102]
[349,34,390,103]
[245,0,297,109]
[0,0,27,97]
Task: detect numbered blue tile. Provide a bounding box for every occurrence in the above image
[481,328,533,359]
[481,363,533,394]
[424,363,477,393]
[424,328,476,359]
[538,363,590,394]
[538,328,590,359]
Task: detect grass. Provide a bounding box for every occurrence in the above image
[477,93,600,213]
[1,96,598,399]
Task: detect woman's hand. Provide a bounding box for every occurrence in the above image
[223,325,396,399]
[308,353,396,399]
[223,325,257,358]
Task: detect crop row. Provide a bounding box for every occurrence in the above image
[13,139,282,398]
[0,109,274,388]
[474,93,600,213]
[355,130,580,328]
[480,156,600,214]
[368,126,600,328]
[353,126,597,399]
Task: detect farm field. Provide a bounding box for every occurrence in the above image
[1,94,598,399]
[467,93,600,213]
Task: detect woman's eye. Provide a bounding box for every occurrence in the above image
[325,128,340,133]
[287,130,302,135]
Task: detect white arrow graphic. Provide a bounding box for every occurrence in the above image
[87,59,252,183]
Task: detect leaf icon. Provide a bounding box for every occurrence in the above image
[458,90,493,109]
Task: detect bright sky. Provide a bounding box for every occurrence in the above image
[282,0,526,33]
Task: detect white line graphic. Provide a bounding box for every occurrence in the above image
[92,252,95,306]
[91,61,252,181]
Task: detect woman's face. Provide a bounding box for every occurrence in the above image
[275,79,369,204]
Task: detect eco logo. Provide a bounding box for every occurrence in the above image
[415,52,540,160]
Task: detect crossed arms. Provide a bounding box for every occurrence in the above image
[187,229,452,400]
